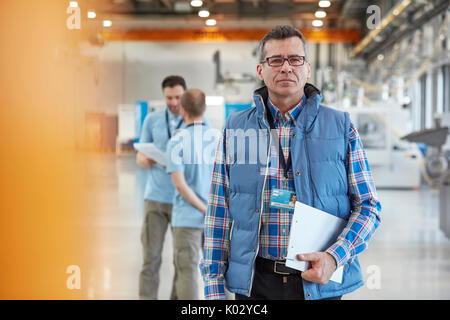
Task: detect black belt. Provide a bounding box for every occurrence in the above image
[256,256,302,275]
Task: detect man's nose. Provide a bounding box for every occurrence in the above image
[280,59,292,72]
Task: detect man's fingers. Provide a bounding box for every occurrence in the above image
[301,267,329,285]
[297,253,319,261]
[300,269,316,282]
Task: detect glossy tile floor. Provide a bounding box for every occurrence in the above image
[83,153,450,300]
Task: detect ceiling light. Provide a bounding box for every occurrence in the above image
[205,18,216,26]
[198,10,210,18]
[377,54,384,61]
[318,1,331,8]
[315,10,327,18]
[87,11,96,19]
[312,20,323,27]
[103,20,112,27]
[190,0,203,7]
[374,35,383,42]
[69,1,78,7]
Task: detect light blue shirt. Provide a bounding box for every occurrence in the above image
[166,122,219,228]
[140,109,182,204]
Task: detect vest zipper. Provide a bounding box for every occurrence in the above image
[228,220,235,261]
[304,135,323,208]
[229,220,235,240]
[248,96,271,297]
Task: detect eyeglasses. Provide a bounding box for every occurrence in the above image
[261,55,306,67]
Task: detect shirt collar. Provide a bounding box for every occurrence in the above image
[166,108,181,122]
[267,94,306,124]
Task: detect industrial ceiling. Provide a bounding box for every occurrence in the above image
[78,0,450,59]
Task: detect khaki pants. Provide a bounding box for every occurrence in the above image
[139,200,177,300]
[172,227,203,300]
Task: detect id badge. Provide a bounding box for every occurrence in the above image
[270,188,297,210]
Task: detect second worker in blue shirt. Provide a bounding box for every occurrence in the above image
[166,89,219,300]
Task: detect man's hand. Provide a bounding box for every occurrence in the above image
[199,203,207,215]
[136,152,156,168]
[296,252,337,285]
[171,172,208,214]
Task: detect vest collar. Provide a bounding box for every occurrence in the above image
[253,83,322,133]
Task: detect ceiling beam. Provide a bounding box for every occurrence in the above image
[349,0,414,58]
[365,0,450,61]
[101,28,360,42]
[291,0,328,2]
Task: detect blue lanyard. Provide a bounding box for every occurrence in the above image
[266,106,292,179]
[165,109,183,139]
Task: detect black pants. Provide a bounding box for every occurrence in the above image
[235,257,342,300]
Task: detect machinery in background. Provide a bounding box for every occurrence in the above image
[212,49,257,106]
[402,120,449,187]
[335,104,422,189]
[401,116,450,238]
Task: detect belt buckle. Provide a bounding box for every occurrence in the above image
[273,260,290,275]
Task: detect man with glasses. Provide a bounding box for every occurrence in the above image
[200,25,381,300]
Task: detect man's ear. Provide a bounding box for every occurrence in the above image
[306,61,311,80]
[256,64,264,81]
[180,107,187,121]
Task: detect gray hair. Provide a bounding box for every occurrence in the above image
[258,25,308,62]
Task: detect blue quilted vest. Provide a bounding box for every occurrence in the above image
[224,84,364,300]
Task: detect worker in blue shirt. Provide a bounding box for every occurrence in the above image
[166,89,219,299]
[137,75,186,300]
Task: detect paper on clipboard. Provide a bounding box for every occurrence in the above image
[285,201,347,284]
[134,143,167,166]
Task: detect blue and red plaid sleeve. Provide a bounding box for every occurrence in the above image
[326,122,382,268]
[199,131,231,300]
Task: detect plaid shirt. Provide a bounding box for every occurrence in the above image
[200,96,382,300]
[260,97,303,259]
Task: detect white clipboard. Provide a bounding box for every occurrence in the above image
[285,201,346,284]
[134,143,167,166]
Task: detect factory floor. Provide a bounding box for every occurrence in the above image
[82,153,450,300]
